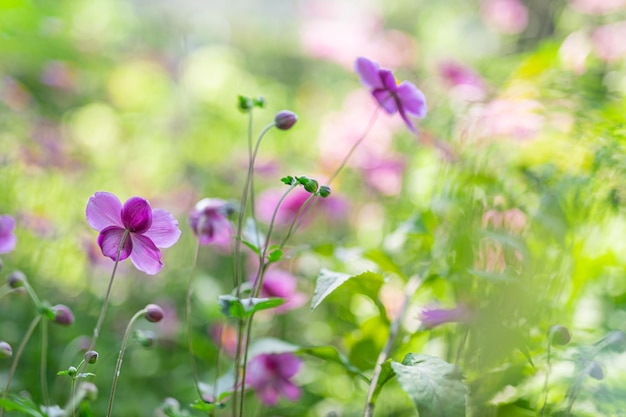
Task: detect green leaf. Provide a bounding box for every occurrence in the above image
[371,360,396,403]
[391,354,467,417]
[267,249,283,263]
[218,295,284,319]
[0,396,45,417]
[297,345,368,382]
[310,269,385,311]
[241,240,260,255]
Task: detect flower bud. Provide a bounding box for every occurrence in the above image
[319,185,331,198]
[303,178,319,193]
[136,330,156,348]
[84,350,99,364]
[238,95,253,112]
[7,270,26,288]
[549,325,571,346]
[145,304,165,323]
[274,110,298,130]
[68,366,77,377]
[0,341,12,358]
[587,360,604,380]
[52,304,74,326]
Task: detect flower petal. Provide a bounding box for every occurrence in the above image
[256,384,280,406]
[129,234,163,275]
[398,106,418,133]
[379,69,398,92]
[98,226,131,261]
[372,89,398,114]
[280,380,302,401]
[275,353,302,378]
[397,81,428,118]
[86,192,123,232]
[0,215,16,254]
[354,57,382,90]
[143,209,181,248]
[122,197,152,233]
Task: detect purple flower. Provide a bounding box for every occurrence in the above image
[188,198,233,246]
[86,192,181,275]
[354,56,427,132]
[419,304,472,329]
[0,215,17,254]
[252,269,306,313]
[246,352,302,406]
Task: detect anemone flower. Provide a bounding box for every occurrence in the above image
[86,192,181,275]
[188,198,233,246]
[354,56,427,132]
[246,352,302,406]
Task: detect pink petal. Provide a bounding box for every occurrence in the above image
[98,226,131,261]
[354,57,382,90]
[0,215,16,254]
[280,380,302,401]
[379,69,398,92]
[275,353,302,378]
[398,107,418,133]
[121,197,152,233]
[143,209,181,248]
[397,82,427,118]
[86,192,123,232]
[129,233,163,275]
[372,90,398,114]
[257,384,280,406]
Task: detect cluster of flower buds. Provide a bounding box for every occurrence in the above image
[237,95,266,112]
[280,175,331,198]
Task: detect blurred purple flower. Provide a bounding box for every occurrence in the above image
[438,61,487,101]
[359,154,406,196]
[253,269,306,313]
[481,0,528,34]
[419,304,472,329]
[188,198,233,246]
[0,215,17,254]
[256,187,347,226]
[246,352,302,406]
[86,192,181,275]
[354,56,427,133]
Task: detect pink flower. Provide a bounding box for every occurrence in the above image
[256,187,347,226]
[86,192,181,275]
[568,0,626,15]
[438,61,487,101]
[359,154,406,196]
[419,304,472,329]
[188,198,233,246]
[253,269,306,313]
[481,0,528,34]
[0,215,17,254]
[354,56,427,133]
[246,353,302,406]
[592,21,626,63]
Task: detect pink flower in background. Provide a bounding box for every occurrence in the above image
[210,324,239,357]
[475,98,544,141]
[560,30,593,74]
[419,304,473,329]
[86,192,181,275]
[0,215,17,254]
[355,57,427,133]
[568,0,626,15]
[40,61,76,90]
[481,0,528,34]
[256,187,347,226]
[252,269,306,313]
[592,21,626,63]
[246,352,302,406]
[359,155,406,196]
[188,198,233,246]
[438,61,487,101]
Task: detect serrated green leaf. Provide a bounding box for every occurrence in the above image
[391,354,467,417]
[218,295,284,319]
[310,269,385,311]
[297,345,368,382]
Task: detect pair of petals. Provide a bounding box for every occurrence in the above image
[355,57,427,132]
[86,192,181,275]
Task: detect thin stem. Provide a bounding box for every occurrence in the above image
[363,275,421,417]
[540,334,553,417]
[71,378,76,417]
[89,229,130,352]
[40,317,49,408]
[0,284,13,300]
[211,323,224,417]
[186,239,203,400]
[106,308,146,417]
[0,314,42,416]
[22,280,42,309]
[238,314,256,417]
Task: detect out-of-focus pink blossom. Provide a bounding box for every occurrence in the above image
[568,0,626,15]
[359,154,406,196]
[209,324,239,357]
[188,198,234,246]
[475,98,544,141]
[0,215,17,254]
[481,0,529,34]
[592,21,626,63]
[560,30,593,74]
[1,76,30,111]
[246,353,302,406]
[252,269,306,314]
[438,61,487,101]
[40,61,76,90]
[256,187,348,226]
[419,304,473,329]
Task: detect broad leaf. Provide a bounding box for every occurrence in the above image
[218,295,284,319]
[0,396,45,417]
[371,360,396,403]
[310,269,385,312]
[391,354,467,417]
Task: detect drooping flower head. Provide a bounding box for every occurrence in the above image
[0,215,17,254]
[188,198,233,246]
[354,56,427,132]
[86,192,181,275]
[246,352,302,406]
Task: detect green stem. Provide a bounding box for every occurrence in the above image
[40,317,49,408]
[89,229,130,352]
[0,284,13,300]
[186,240,203,400]
[0,315,42,417]
[540,333,554,416]
[106,308,146,417]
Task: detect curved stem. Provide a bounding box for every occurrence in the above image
[186,240,203,400]
[106,308,146,417]
[0,314,42,416]
[89,229,130,352]
[363,275,421,417]
[40,317,49,407]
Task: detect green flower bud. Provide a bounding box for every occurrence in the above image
[319,185,331,198]
[549,325,571,346]
[303,178,319,193]
[7,271,26,288]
